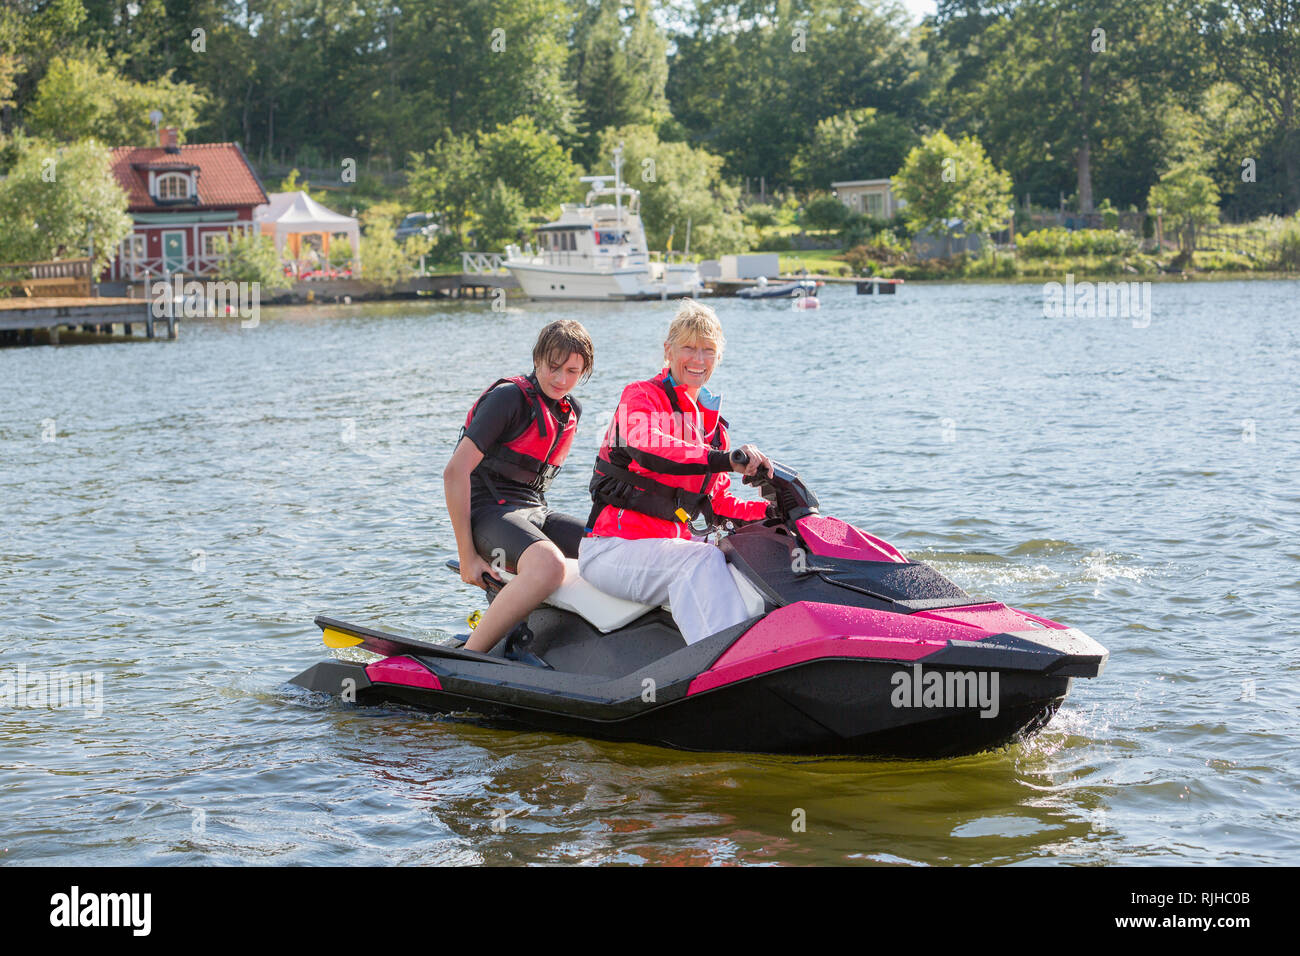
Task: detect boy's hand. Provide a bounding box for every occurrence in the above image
[460,553,503,588]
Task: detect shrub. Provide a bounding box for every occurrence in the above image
[1017,227,1138,258]
[839,213,889,248]
[1273,215,1300,270]
[802,195,851,231]
[328,237,354,266]
[1017,228,1069,258]
[1196,250,1255,272]
[211,230,292,291]
[743,203,779,230]
[964,249,1018,278]
[755,232,792,251]
[1097,198,1120,230]
[840,239,909,273]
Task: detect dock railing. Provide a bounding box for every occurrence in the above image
[0,257,93,298]
[461,252,508,274]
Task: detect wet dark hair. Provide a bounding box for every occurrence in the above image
[533,320,595,384]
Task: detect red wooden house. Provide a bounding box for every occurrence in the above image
[104,127,269,282]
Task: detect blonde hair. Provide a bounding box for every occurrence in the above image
[663,298,725,363]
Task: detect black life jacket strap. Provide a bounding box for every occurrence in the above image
[586,457,717,531]
[525,381,548,439]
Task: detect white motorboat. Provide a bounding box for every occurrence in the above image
[504,146,703,301]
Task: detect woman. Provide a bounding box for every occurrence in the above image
[444,320,594,653]
[579,299,772,646]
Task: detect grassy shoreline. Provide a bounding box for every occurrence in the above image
[876,271,1300,285]
[775,249,1297,282]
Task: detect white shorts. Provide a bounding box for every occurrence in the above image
[578,535,751,645]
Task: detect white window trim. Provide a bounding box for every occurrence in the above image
[150,170,194,200]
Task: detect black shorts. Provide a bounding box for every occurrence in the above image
[470,503,585,572]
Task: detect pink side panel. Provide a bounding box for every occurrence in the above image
[912,603,1057,633]
[366,655,442,690]
[1011,607,1069,630]
[686,600,1028,696]
[796,515,908,563]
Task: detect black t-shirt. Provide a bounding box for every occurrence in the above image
[463,376,580,509]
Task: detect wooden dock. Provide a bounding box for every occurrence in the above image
[0,296,177,345]
[704,274,902,296]
[198,272,520,306]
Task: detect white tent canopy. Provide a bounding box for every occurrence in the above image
[254,191,360,264]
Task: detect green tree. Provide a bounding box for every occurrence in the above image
[1148,159,1220,262]
[667,0,927,184]
[477,117,580,213]
[893,131,1013,240]
[405,134,482,247]
[276,168,320,201]
[358,204,418,286]
[211,229,292,291]
[0,136,132,274]
[790,108,919,190]
[477,178,529,248]
[1199,0,1300,213]
[406,119,578,249]
[0,0,91,130]
[24,54,206,146]
[933,0,1208,212]
[570,0,670,164]
[595,123,746,258]
[379,0,580,156]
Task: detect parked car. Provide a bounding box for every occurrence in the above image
[395,212,441,242]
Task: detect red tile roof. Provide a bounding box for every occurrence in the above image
[138,158,198,171]
[109,142,268,211]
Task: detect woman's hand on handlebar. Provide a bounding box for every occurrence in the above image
[460,552,502,589]
[731,444,773,479]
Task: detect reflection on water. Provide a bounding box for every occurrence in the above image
[2,280,1298,864]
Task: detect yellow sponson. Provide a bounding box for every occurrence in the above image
[675,507,690,523]
[322,627,364,648]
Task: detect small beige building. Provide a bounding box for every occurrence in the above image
[831,179,905,220]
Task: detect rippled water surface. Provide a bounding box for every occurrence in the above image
[2,279,1298,865]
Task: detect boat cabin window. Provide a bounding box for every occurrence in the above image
[544,231,579,251]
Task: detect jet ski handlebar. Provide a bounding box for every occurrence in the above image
[732,451,820,523]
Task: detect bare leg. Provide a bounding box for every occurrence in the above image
[463,540,566,653]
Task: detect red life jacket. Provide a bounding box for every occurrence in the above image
[463,374,577,494]
[582,369,782,541]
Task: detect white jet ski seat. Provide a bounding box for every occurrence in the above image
[496,557,766,634]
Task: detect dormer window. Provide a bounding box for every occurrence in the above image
[156,173,192,200]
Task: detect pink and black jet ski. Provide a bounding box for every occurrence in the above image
[291,461,1107,757]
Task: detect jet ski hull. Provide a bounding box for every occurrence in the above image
[291,604,1103,758]
[292,464,1107,758]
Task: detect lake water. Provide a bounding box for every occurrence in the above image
[2,278,1297,865]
